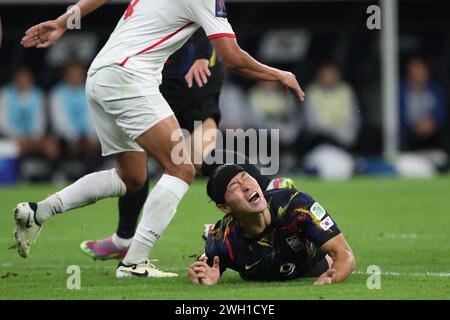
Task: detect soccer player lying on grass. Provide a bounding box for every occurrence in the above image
[187,164,355,285]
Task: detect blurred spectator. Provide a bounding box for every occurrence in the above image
[399,57,449,172]
[248,80,301,170]
[301,62,360,180]
[0,66,59,180]
[49,61,101,178]
[218,78,259,167]
[219,78,255,130]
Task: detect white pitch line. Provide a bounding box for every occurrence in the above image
[383,233,417,239]
[1,263,449,277]
[0,264,178,272]
[353,271,450,278]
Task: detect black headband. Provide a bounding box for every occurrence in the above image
[207,164,246,204]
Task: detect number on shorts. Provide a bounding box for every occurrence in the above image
[124,0,140,20]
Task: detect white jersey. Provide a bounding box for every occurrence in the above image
[88,0,235,81]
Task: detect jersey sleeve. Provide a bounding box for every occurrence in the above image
[292,192,341,248]
[189,0,235,40]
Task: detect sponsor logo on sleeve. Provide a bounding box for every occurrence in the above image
[216,0,227,18]
[320,216,334,231]
[310,202,326,221]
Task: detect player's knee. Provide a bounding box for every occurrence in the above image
[125,175,147,193]
[166,163,195,185]
[119,170,147,193]
[193,163,203,175]
[177,163,196,185]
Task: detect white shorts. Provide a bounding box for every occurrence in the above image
[86,65,174,156]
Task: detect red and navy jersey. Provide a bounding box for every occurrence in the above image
[204,189,341,281]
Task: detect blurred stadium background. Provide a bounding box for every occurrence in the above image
[0,0,449,184]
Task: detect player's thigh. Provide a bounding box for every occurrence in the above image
[188,117,218,172]
[90,67,193,182]
[185,93,221,168]
[88,97,147,192]
[86,75,145,157]
[135,114,195,184]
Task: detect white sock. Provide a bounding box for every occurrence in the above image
[123,174,189,265]
[35,194,64,225]
[35,169,126,225]
[112,233,132,249]
[123,240,149,265]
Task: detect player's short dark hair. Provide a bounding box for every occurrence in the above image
[207,164,246,205]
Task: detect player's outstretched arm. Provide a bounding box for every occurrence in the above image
[210,37,305,102]
[21,0,110,48]
[315,234,356,285]
[187,255,221,285]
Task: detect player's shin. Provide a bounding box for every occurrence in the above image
[116,176,150,239]
[122,174,189,265]
[35,169,126,224]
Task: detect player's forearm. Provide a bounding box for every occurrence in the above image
[55,0,110,28]
[225,49,283,82]
[329,250,356,283]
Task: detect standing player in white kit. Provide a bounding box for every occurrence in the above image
[16,0,305,278]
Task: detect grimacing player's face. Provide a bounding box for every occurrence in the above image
[222,172,267,215]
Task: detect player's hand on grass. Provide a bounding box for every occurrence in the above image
[187,264,201,284]
[21,19,67,48]
[185,59,211,88]
[313,268,337,285]
[187,255,209,285]
[198,256,220,285]
[188,255,220,285]
[279,71,305,102]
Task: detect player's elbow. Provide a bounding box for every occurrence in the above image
[344,248,356,272]
[222,50,247,73]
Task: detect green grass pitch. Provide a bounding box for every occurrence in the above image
[0,177,449,300]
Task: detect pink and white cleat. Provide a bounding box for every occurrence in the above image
[266,177,297,190]
[80,237,128,261]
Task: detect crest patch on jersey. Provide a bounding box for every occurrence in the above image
[320,216,335,231]
[216,0,228,18]
[310,202,326,221]
[203,224,215,240]
[285,236,304,253]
